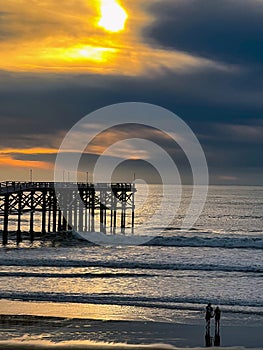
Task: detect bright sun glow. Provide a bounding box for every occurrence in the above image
[98,0,127,32]
[68,45,116,62]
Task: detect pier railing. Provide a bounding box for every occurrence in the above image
[0,182,134,194]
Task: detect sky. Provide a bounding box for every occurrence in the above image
[0,0,263,185]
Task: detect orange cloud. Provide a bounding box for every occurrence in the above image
[0,148,58,155]
[0,148,57,170]
[0,155,51,169]
[218,175,238,181]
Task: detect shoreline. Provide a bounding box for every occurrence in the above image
[0,311,262,348]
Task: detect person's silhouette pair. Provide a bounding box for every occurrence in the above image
[205,303,221,347]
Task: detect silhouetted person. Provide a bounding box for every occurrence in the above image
[205,303,214,347]
[214,306,221,334]
[205,333,213,347]
[214,333,221,346]
[205,303,214,334]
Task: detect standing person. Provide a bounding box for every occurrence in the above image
[214,306,221,334]
[205,303,214,334]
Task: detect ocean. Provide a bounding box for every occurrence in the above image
[0,185,262,347]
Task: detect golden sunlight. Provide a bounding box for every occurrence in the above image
[98,0,128,32]
[0,0,212,75]
[68,45,117,62]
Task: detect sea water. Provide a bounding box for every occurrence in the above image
[0,185,262,343]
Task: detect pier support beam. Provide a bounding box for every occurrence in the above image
[30,191,34,243]
[91,188,95,232]
[121,191,126,234]
[42,191,46,234]
[3,195,9,245]
[17,191,22,245]
[52,193,57,233]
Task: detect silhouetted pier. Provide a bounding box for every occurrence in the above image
[0,181,136,245]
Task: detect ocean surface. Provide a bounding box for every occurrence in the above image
[0,185,263,346]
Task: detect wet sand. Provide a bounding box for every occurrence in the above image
[0,314,262,348]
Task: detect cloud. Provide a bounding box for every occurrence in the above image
[0,68,262,183]
[0,0,227,75]
[212,123,263,144]
[0,12,14,40]
[145,0,263,65]
[0,0,263,184]
[0,154,51,170]
[0,66,262,136]
[0,1,95,42]
[218,175,238,182]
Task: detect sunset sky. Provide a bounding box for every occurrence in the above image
[0,0,263,184]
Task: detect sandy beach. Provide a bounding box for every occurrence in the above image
[0,303,262,348]
[0,317,263,349]
[0,342,262,350]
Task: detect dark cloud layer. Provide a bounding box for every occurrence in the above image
[0,66,262,184]
[0,67,262,138]
[145,0,263,65]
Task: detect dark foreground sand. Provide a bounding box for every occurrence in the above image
[0,315,262,349]
[0,341,262,350]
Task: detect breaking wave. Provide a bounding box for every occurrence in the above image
[0,292,262,315]
[0,258,262,273]
[146,235,263,249]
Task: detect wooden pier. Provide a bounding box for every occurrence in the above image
[0,182,136,245]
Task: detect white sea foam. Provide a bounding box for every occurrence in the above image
[148,235,263,249]
[2,232,263,249]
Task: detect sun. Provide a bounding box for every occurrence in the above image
[98,0,128,33]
